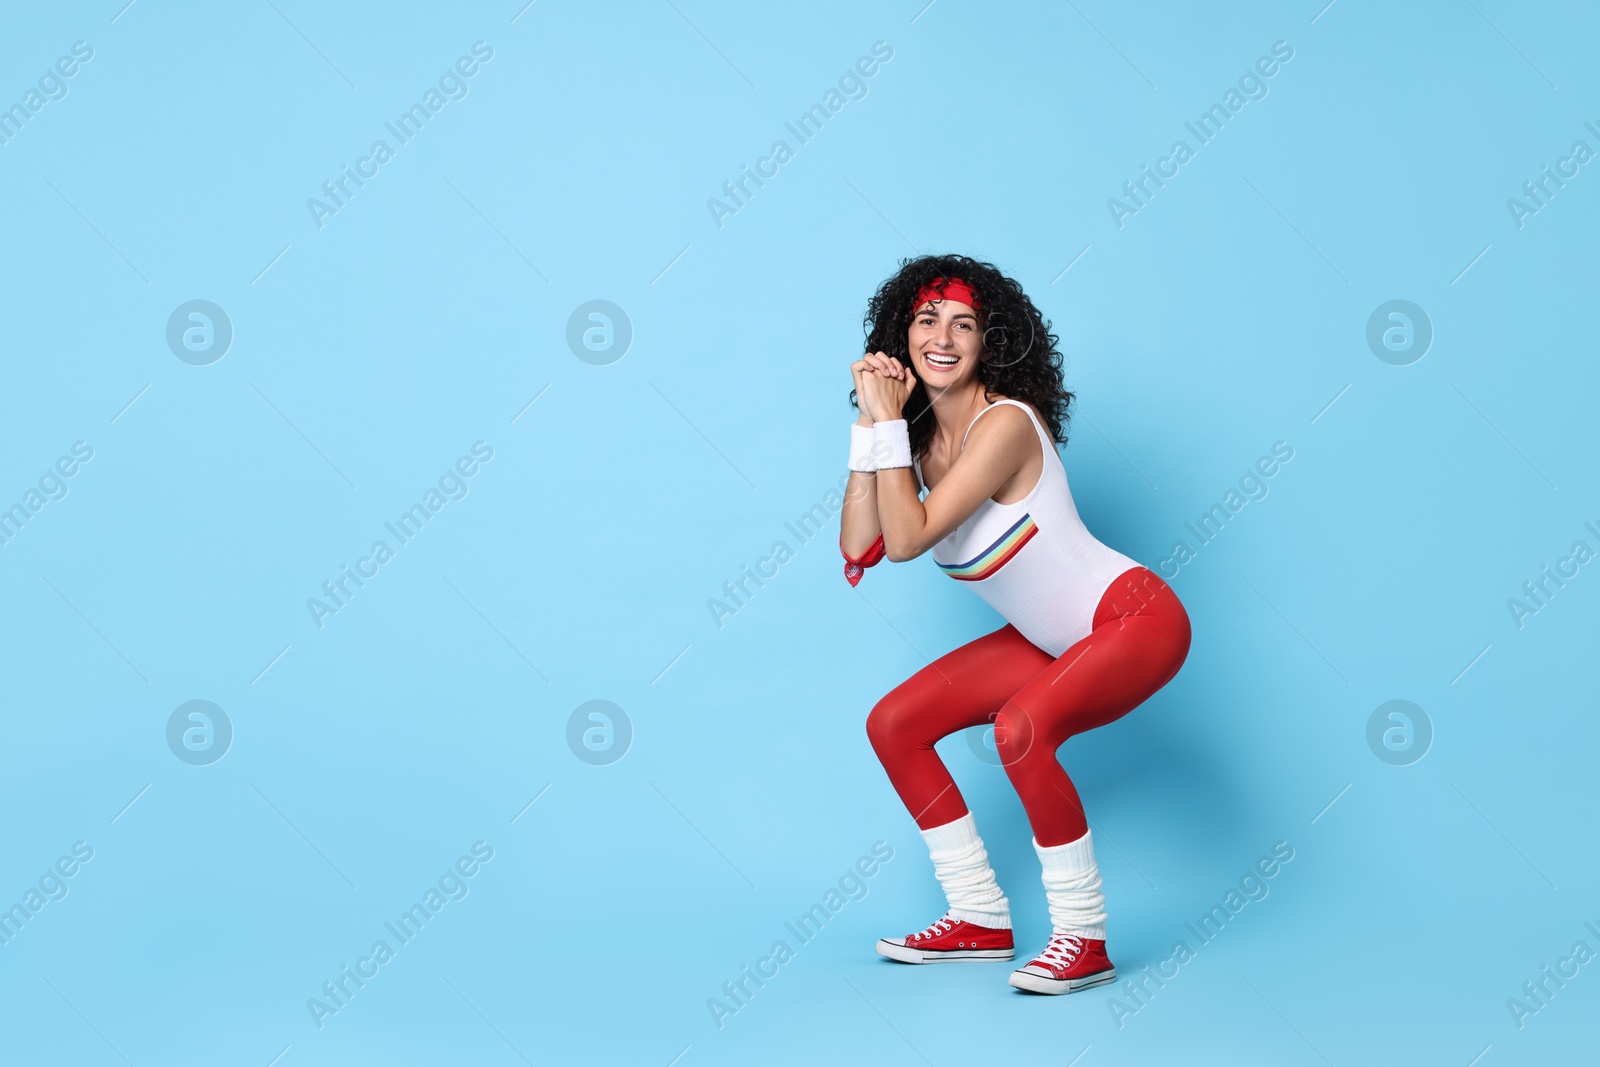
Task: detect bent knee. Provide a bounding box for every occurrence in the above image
[866,695,934,755]
[864,698,903,753]
[993,706,1042,768]
[1146,604,1193,687]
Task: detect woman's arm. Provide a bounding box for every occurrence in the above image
[841,356,911,561]
[840,411,885,560]
[861,364,1036,564]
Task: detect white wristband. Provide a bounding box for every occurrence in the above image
[848,423,877,472]
[871,419,912,468]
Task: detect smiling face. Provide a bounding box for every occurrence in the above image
[908,298,984,388]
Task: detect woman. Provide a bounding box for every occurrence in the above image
[840,254,1191,995]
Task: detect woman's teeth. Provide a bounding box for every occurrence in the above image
[926,354,959,368]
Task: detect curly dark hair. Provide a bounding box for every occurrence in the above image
[852,253,1072,460]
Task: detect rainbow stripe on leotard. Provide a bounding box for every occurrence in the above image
[937,514,1038,581]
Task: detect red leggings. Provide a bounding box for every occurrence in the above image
[866,566,1191,847]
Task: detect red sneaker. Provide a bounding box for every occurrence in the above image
[1008,932,1116,994]
[876,912,1014,963]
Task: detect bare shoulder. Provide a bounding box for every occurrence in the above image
[965,397,1038,447]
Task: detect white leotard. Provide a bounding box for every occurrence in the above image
[913,398,1140,657]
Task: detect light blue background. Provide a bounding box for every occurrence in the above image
[2,1,1596,1064]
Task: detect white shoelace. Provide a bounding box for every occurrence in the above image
[1036,932,1084,969]
[911,914,958,941]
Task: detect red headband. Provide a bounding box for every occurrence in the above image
[912,276,983,317]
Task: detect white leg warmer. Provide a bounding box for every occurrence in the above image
[919,812,1011,929]
[1034,830,1107,939]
